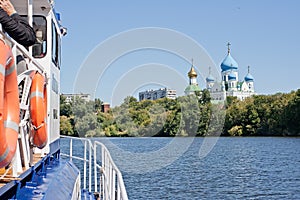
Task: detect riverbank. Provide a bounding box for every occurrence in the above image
[60,89,300,138]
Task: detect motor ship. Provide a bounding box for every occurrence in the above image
[0,1,128,199]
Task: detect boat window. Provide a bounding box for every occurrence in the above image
[52,22,60,68]
[53,109,58,119]
[32,16,47,58]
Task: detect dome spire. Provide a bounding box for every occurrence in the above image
[227,42,231,54]
[188,58,197,78]
[185,58,201,95]
[206,66,215,82]
[245,65,254,82]
[221,42,238,71]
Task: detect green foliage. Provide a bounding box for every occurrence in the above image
[60,116,74,135]
[94,98,103,111]
[224,91,299,136]
[60,89,300,137]
[228,125,243,136]
[60,96,72,117]
[75,113,99,137]
[284,90,300,136]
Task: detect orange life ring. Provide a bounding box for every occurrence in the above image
[0,40,20,168]
[30,72,47,149]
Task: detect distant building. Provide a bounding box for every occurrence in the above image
[61,93,91,103]
[206,43,255,101]
[185,60,201,95]
[139,88,177,101]
[101,103,110,113]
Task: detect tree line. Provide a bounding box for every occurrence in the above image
[60,89,300,137]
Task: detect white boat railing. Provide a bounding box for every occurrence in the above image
[0,29,48,177]
[60,136,128,200]
[0,30,45,73]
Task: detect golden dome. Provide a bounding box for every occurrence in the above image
[188,66,197,78]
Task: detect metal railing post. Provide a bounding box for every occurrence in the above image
[83,140,87,190]
[60,136,128,200]
[94,143,97,192]
[112,170,116,200]
[69,139,72,161]
[89,142,92,192]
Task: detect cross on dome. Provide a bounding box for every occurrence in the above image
[227,42,231,54]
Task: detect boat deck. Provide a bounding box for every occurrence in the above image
[0,153,42,188]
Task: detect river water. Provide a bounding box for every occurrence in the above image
[63,137,300,199]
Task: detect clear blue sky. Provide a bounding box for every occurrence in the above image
[55,0,300,105]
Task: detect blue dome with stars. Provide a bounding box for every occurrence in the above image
[206,74,215,82]
[245,73,254,82]
[221,53,238,72]
[221,43,238,72]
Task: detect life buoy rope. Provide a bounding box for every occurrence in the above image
[0,40,20,168]
[30,72,48,149]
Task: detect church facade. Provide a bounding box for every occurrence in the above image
[206,43,255,101]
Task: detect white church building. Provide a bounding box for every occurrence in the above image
[206,43,255,101]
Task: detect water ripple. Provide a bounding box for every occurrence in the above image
[96,137,300,199]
